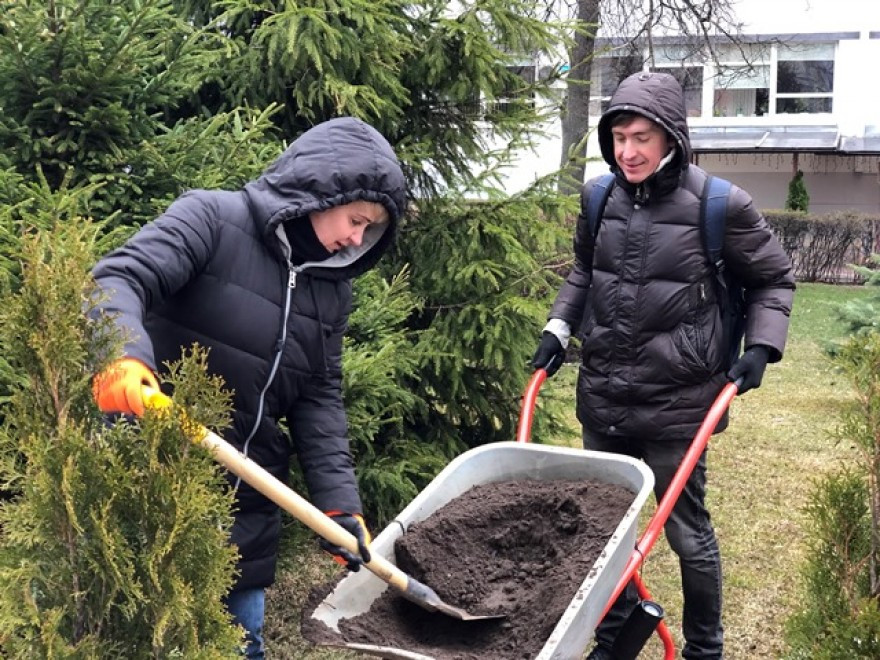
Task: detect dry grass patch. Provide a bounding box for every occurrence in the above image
[264,536,357,659]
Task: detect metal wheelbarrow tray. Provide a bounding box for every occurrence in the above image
[308,440,654,659]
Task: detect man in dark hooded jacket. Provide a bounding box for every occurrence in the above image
[90,116,407,658]
[532,72,794,658]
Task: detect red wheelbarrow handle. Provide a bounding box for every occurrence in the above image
[517,368,742,659]
[603,379,741,615]
[516,368,548,443]
[600,379,741,660]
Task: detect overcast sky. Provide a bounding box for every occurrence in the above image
[731,0,880,33]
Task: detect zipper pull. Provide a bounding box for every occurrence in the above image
[288,269,297,289]
[699,282,706,302]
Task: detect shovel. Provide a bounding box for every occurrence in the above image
[141,387,504,622]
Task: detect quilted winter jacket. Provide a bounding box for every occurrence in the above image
[549,72,795,441]
[91,117,407,590]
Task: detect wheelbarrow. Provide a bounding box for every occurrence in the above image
[518,367,742,659]
[306,440,655,658]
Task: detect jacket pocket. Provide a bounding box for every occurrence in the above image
[673,319,710,376]
[671,303,724,380]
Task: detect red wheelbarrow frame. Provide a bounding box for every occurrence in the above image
[517,368,740,659]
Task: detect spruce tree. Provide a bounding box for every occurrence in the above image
[1,0,578,527]
[0,218,243,658]
[0,0,278,226]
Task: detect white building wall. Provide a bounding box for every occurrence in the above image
[697,153,880,213]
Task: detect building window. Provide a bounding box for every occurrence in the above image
[492,64,536,115]
[589,40,837,120]
[713,65,770,117]
[462,64,536,119]
[592,53,643,115]
[775,43,834,114]
[654,66,704,117]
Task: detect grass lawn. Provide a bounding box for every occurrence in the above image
[265,281,873,659]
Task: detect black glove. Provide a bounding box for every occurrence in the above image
[531,332,565,376]
[727,346,770,395]
[319,512,372,572]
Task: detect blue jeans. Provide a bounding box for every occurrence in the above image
[584,428,723,660]
[225,588,266,659]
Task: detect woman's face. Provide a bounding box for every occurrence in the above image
[310,201,388,253]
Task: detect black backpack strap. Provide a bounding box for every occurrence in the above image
[585,173,617,238]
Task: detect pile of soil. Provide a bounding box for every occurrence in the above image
[301,478,636,659]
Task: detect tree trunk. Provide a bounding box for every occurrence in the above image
[559,0,600,196]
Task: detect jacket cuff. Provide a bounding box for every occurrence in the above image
[543,318,572,349]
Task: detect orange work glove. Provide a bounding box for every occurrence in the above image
[92,357,159,417]
[319,512,372,571]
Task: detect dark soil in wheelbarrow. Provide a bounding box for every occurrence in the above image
[301,478,636,659]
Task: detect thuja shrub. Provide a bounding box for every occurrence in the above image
[0,221,243,658]
[785,169,810,212]
[785,331,880,657]
[784,470,880,659]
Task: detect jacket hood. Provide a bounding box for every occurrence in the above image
[244,116,407,278]
[597,71,693,176]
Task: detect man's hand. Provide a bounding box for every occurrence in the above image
[727,346,770,395]
[531,332,565,376]
[320,512,372,572]
[92,358,160,416]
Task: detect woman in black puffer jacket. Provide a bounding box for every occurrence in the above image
[91,116,407,658]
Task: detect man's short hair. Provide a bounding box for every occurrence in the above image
[610,111,651,129]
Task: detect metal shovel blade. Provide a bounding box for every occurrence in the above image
[402,577,506,621]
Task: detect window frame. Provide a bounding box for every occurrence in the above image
[772,42,836,115]
[589,40,838,120]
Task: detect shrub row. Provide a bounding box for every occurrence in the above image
[766,210,880,284]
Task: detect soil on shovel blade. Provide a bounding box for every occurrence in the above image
[301,478,636,659]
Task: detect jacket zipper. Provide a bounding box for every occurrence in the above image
[233,261,297,491]
[694,281,707,355]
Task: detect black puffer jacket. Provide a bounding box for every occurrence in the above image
[91,117,407,590]
[549,72,795,441]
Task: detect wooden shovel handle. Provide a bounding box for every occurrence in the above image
[141,387,409,591]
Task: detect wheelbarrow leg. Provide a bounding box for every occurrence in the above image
[631,572,676,658]
[610,598,664,660]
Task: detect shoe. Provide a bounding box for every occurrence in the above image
[585,646,613,660]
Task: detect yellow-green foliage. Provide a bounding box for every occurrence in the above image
[0,220,243,658]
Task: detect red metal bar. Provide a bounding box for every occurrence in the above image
[600,381,740,655]
[516,368,547,443]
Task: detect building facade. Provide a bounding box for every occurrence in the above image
[500,0,880,214]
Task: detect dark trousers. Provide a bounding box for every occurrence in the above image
[583,428,723,659]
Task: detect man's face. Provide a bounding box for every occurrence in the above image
[310,200,388,253]
[611,117,672,184]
